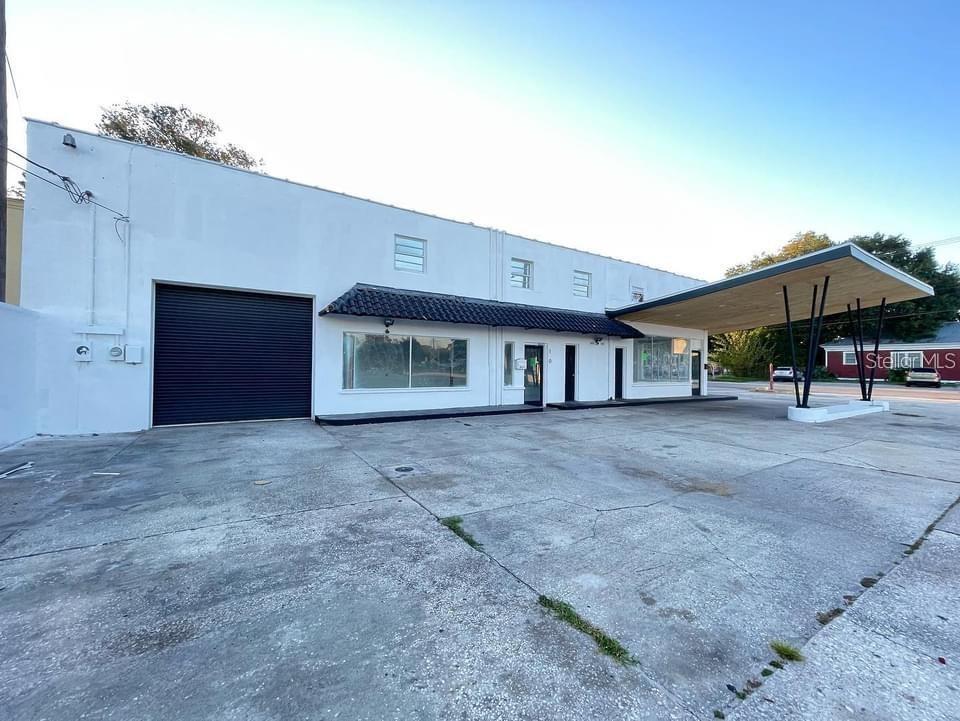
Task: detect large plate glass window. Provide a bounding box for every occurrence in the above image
[633,336,691,382]
[510,258,533,289]
[343,333,467,389]
[412,336,467,387]
[394,235,426,272]
[573,270,591,297]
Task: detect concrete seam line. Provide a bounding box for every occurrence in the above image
[0,494,404,563]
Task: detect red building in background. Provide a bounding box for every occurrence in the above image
[822,322,960,382]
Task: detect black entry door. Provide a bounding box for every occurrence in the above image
[153,284,313,425]
[523,345,543,406]
[614,348,624,399]
[691,350,702,396]
[564,345,576,402]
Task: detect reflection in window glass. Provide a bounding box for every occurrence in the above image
[343,333,411,389]
[412,336,468,387]
[503,342,514,386]
[633,336,691,383]
[510,258,533,288]
[394,235,426,272]
[343,333,468,389]
[573,270,591,297]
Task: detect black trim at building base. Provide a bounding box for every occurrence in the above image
[547,395,738,410]
[315,404,543,426]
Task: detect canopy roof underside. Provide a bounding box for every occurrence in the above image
[610,243,934,334]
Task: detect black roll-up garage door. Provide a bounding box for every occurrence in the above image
[153,284,313,426]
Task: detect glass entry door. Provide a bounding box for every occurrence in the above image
[524,345,544,405]
[691,350,702,396]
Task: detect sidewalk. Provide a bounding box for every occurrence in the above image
[728,505,960,720]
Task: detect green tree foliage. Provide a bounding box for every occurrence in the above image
[98,104,261,170]
[841,234,960,342]
[712,232,834,373]
[711,329,775,378]
[711,232,960,373]
[725,231,834,277]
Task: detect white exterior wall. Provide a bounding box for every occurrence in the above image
[17,120,708,433]
[0,303,39,446]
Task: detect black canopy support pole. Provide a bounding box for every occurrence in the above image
[782,285,801,407]
[802,276,830,408]
[846,303,866,400]
[867,297,886,401]
[855,298,868,401]
[801,283,819,408]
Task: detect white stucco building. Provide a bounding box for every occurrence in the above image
[2,119,713,443]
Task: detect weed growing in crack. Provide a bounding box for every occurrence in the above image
[713,711,726,719]
[816,608,844,625]
[769,660,784,669]
[439,516,483,550]
[537,595,635,664]
[770,640,804,662]
[760,668,774,677]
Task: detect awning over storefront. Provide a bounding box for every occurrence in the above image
[609,243,933,334]
[320,283,645,338]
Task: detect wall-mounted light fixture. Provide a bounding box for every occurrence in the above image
[63,133,77,149]
[383,318,395,334]
[593,337,604,345]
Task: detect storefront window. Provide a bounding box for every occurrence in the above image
[343,333,467,389]
[633,336,691,383]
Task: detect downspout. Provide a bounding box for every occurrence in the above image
[89,206,98,325]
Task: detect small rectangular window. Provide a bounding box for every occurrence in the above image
[631,286,645,302]
[394,235,426,273]
[503,342,514,386]
[842,351,857,365]
[510,258,533,289]
[573,270,592,298]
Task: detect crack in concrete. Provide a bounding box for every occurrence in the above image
[0,494,404,563]
[325,428,701,718]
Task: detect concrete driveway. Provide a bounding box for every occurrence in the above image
[1,396,958,720]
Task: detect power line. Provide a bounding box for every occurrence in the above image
[5,150,129,219]
[918,236,960,249]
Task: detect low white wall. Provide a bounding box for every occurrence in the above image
[0,303,38,447]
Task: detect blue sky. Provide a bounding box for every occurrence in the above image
[8,1,959,278]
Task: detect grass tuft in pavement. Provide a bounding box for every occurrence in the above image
[439,516,483,550]
[770,640,804,662]
[538,595,635,664]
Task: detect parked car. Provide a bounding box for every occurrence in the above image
[905,367,942,387]
[772,366,804,382]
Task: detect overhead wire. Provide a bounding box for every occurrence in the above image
[5,148,130,219]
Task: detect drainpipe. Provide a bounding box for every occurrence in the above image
[89,206,98,325]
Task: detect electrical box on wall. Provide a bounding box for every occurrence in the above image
[124,345,144,364]
[108,345,125,361]
[514,359,525,370]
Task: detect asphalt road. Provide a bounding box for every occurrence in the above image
[711,379,960,403]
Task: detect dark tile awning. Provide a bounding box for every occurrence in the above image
[320,284,644,338]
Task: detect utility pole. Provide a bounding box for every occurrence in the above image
[0,0,7,303]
